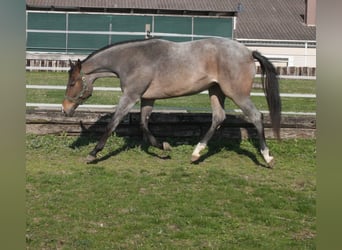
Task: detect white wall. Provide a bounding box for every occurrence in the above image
[245,46,316,68]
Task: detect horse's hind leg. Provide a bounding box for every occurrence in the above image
[140,98,171,150]
[191,85,226,162]
[234,97,274,167]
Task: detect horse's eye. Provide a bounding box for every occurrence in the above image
[68,80,76,87]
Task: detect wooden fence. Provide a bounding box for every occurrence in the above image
[26,108,316,139]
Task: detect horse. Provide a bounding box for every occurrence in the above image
[62,37,281,167]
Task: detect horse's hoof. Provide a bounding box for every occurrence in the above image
[163,142,172,151]
[267,158,275,168]
[86,154,96,164]
[191,154,200,163]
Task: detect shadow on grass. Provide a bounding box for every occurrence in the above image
[90,141,172,164]
[68,115,267,167]
[193,138,267,168]
[69,115,171,163]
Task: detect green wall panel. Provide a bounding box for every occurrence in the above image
[111,35,146,44]
[194,17,232,38]
[68,34,108,52]
[68,14,111,31]
[154,16,192,35]
[154,16,192,41]
[27,12,66,30]
[111,15,152,32]
[26,33,66,52]
[26,12,233,53]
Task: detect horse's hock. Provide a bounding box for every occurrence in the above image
[26,108,316,139]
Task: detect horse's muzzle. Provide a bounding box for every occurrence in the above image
[62,100,78,117]
[62,108,75,117]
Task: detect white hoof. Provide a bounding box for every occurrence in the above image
[191,154,201,163]
[261,148,274,168]
[162,142,172,151]
[191,143,206,162]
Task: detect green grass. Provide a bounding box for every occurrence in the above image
[26,134,316,249]
[26,72,316,248]
[26,71,316,113]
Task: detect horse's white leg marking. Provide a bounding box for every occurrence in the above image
[191,143,207,162]
[261,147,274,165]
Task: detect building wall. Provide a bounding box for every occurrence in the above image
[245,46,316,68]
[26,11,233,54]
[237,39,316,68]
[26,10,316,69]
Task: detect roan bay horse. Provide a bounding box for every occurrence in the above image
[62,37,281,167]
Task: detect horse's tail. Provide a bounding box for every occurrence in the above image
[252,51,281,139]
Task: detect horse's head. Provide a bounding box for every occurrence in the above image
[62,59,93,116]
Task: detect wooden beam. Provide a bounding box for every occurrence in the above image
[26,109,316,139]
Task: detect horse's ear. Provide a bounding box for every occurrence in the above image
[69,59,74,67]
[76,59,82,69]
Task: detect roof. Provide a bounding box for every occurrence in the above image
[26,0,240,14]
[26,0,316,41]
[234,0,316,40]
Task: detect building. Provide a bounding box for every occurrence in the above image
[26,0,316,71]
[26,0,238,54]
[234,0,316,68]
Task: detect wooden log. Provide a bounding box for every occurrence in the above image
[26,109,316,139]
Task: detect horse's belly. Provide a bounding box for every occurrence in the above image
[142,78,215,99]
[142,87,198,99]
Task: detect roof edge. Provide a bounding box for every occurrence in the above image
[27,6,237,17]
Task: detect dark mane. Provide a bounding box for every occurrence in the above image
[82,37,158,62]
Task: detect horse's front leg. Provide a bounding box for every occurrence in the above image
[86,95,138,163]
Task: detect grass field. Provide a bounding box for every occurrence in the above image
[26,134,316,249]
[26,72,316,113]
[26,71,316,248]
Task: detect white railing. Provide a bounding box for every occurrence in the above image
[26,84,316,98]
[26,84,316,116]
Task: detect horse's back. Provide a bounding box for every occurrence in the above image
[170,37,250,56]
[157,37,254,80]
[154,38,253,74]
[140,38,254,99]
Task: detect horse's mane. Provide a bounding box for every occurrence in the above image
[82,37,158,62]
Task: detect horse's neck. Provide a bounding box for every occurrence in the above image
[80,52,119,83]
[82,57,109,74]
[82,40,154,76]
[82,47,120,74]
